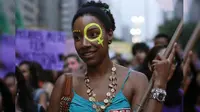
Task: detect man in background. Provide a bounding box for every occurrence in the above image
[154,33,170,46]
[63,54,82,73]
[131,42,149,70]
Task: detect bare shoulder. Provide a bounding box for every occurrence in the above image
[55,73,85,89]
[116,64,148,88]
[55,73,69,86]
[130,70,148,84]
[48,74,71,112]
[129,70,149,90]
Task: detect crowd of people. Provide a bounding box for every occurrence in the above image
[0,1,200,112]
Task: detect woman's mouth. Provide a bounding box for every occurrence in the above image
[82,51,96,58]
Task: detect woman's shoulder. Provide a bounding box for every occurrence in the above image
[117,64,148,87]
[117,64,147,80]
[54,73,84,88]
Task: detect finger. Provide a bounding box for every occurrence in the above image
[152,60,160,64]
[184,51,193,66]
[167,65,176,80]
[168,43,177,62]
[152,63,158,67]
[157,53,165,60]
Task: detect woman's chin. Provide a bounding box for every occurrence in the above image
[83,59,99,67]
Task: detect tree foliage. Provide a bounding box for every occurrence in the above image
[158,19,200,56]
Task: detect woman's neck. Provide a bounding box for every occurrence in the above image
[87,55,113,78]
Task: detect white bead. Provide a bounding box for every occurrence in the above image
[87,89,91,93]
[112,67,116,71]
[104,99,109,103]
[106,92,111,97]
[100,105,106,109]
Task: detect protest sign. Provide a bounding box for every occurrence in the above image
[0,34,15,77]
[16,29,68,70]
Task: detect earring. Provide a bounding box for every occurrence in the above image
[108,40,112,44]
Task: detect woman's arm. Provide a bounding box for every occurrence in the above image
[132,44,177,112]
[131,74,167,112]
[47,75,66,112]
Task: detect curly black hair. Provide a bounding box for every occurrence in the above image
[0,79,15,112]
[19,61,43,90]
[154,33,171,44]
[132,42,149,56]
[72,1,116,32]
[16,66,39,112]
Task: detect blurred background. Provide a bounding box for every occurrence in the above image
[1,0,200,54]
[0,0,200,112]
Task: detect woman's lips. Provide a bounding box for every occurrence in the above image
[82,51,96,58]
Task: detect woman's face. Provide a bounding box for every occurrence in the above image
[72,15,113,66]
[19,64,30,81]
[4,76,17,97]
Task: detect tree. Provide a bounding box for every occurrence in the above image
[158,19,200,56]
[0,0,10,34]
[15,0,24,29]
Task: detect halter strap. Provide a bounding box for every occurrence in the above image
[121,69,132,90]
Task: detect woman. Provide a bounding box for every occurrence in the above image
[4,72,17,102]
[34,88,49,110]
[16,66,45,112]
[48,1,176,112]
[139,45,183,112]
[19,61,43,90]
[0,79,15,112]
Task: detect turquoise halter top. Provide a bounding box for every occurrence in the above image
[69,70,132,112]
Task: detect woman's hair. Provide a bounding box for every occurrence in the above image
[132,42,149,56]
[0,79,15,112]
[4,72,15,79]
[139,45,166,80]
[19,61,43,89]
[139,45,183,106]
[16,66,38,112]
[72,1,116,32]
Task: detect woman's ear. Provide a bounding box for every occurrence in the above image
[107,29,113,44]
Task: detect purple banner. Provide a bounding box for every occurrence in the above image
[16,29,68,70]
[0,35,15,78]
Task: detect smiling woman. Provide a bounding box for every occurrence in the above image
[48,1,177,112]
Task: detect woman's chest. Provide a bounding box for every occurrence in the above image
[73,76,133,104]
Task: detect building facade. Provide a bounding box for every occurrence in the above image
[38,0,60,30]
[1,0,15,33]
[18,0,39,27]
[187,0,200,22]
[60,0,78,38]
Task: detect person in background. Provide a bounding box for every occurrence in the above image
[154,33,170,46]
[139,45,183,112]
[0,79,15,112]
[184,60,200,112]
[34,89,49,111]
[131,42,149,70]
[196,95,200,112]
[42,82,54,102]
[192,52,200,71]
[52,70,63,83]
[19,61,42,90]
[63,53,81,73]
[115,53,130,67]
[16,66,45,112]
[4,72,17,101]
